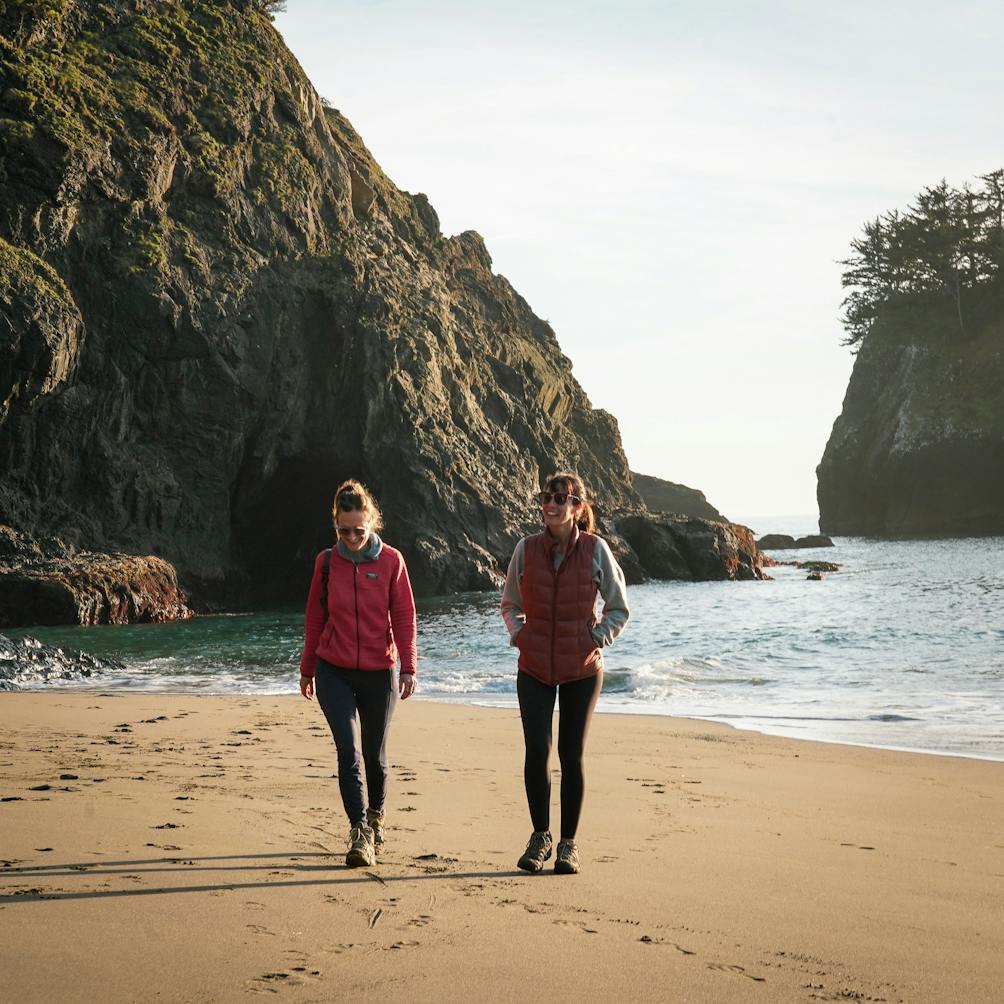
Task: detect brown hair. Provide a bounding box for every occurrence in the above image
[543,470,595,533]
[332,479,383,533]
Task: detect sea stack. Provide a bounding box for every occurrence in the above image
[817,175,1004,536]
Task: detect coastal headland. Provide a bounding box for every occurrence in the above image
[2,695,1001,1002]
[0,0,763,622]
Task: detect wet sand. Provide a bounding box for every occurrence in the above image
[1,694,1002,1002]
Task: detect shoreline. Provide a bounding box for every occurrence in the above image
[10,683,1004,765]
[2,693,1002,1002]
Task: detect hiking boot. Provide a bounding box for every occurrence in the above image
[554,839,580,875]
[517,830,553,873]
[345,824,375,868]
[366,808,385,849]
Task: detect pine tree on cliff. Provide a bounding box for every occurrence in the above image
[840,172,1004,346]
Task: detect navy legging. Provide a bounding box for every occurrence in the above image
[315,660,397,826]
[517,669,603,839]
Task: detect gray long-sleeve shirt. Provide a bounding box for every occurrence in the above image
[500,535,630,648]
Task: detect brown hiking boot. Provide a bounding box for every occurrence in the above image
[366,808,385,849]
[517,830,553,873]
[345,824,375,868]
[554,839,580,874]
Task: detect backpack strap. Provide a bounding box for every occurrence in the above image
[320,548,332,619]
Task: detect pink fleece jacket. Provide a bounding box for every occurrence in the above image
[299,542,417,677]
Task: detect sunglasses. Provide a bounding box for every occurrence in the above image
[336,526,368,539]
[536,491,581,506]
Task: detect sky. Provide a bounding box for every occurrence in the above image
[275,1,1004,524]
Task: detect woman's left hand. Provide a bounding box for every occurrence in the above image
[399,674,416,700]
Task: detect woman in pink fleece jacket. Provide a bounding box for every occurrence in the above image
[299,479,417,868]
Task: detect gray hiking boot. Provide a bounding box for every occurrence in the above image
[554,838,580,875]
[517,830,553,873]
[345,823,375,868]
[366,808,385,849]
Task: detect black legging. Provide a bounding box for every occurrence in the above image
[315,660,397,826]
[517,669,603,839]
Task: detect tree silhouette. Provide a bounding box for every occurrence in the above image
[840,171,1004,346]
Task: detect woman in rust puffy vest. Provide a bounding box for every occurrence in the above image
[501,471,629,874]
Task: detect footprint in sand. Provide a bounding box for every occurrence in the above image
[248,972,289,994]
[707,963,766,982]
[553,918,598,934]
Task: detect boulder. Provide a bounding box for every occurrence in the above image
[795,534,834,548]
[614,512,765,582]
[0,633,125,690]
[756,534,834,550]
[756,534,797,550]
[0,528,192,627]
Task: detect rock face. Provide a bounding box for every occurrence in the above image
[614,514,762,582]
[818,309,1004,537]
[0,524,192,626]
[0,633,125,690]
[0,1,765,617]
[631,473,726,522]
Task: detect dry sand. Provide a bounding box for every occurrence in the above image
[1,693,1002,1003]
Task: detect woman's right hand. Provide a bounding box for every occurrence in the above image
[299,675,315,700]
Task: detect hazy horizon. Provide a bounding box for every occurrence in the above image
[275,1,1004,521]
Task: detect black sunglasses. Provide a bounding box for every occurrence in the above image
[536,491,581,506]
[336,526,368,538]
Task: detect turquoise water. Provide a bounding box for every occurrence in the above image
[8,531,1004,761]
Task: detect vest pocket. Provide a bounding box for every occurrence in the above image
[514,622,530,649]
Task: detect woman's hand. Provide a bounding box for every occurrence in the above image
[399,673,416,700]
[299,675,315,700]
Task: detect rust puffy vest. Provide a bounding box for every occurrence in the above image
[517,529,603,686]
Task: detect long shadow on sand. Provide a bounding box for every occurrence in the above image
[0,852,527,903]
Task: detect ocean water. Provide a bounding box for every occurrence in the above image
[7,526,1004,762]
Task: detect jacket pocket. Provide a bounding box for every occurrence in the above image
[319,621,334,650]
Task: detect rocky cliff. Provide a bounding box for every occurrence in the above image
[631,472,726,522]
[817,297,1004,535]
[0,0,764,618]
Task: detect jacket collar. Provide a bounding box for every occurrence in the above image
[542,523,580,570]
[336,532,383,564]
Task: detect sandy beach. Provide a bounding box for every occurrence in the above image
[1,694,1002,1003]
